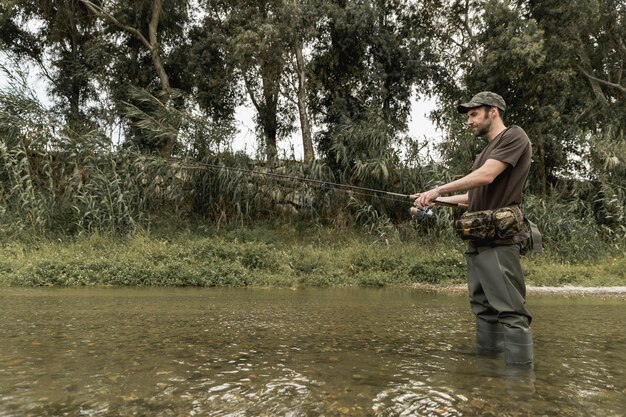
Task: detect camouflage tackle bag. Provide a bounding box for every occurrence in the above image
[455,205,526,241]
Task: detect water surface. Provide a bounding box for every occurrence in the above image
[0,288,624,416]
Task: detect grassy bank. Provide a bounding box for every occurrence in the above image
[0,225,624,288]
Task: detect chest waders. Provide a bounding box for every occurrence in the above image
[466,244,533,368]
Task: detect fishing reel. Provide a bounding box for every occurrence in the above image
[410,205,434,218]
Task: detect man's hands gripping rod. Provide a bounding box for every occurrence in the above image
[408,197,462,218]
[409,187,468,218]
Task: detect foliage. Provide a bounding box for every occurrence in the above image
[308,0,435,168]
[0,227,464,287]
[1,225,622,287]
[0,0,102,133]
[0,0,624,274]
[183,13,240,129]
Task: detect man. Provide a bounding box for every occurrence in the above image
[411,91,534,368]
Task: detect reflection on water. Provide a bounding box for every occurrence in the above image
[0,288,624,416]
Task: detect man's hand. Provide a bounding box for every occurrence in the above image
[410,187,440,208]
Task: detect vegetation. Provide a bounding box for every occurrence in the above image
[0,1,624,287]
[1,225,624,288]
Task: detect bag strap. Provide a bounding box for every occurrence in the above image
[525,218,543,253]
[511,126,542,253]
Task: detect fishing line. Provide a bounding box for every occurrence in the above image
[171,158,459,214]
[176,160,410,200]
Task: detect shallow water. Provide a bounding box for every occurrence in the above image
[0,287,624,416]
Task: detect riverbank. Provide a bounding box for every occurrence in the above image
[1,225,624,288]
[410,283,626,296]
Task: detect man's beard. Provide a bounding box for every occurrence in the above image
[472,118,491,137]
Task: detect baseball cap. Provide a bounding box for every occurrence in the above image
[457,91,506,113]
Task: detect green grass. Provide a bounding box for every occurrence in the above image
[0,225,624,288]
[523,256,626,287]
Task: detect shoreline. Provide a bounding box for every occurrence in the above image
[526,285,626,295]
[411,283,626,296]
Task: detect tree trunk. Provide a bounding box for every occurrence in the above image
[294,41,314,163]
[68,16,82,129]
[146,0,176,158]
[536,132,547,196]
[147,0,171,95]
[243,73,279,161]
[262,108,278,160]
[261,85,278,161]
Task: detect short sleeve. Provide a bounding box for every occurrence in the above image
[489,127,530,167]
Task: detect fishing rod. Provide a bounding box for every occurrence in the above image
[173,159,460,218]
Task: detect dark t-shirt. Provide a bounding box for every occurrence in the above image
[467,125,532,212]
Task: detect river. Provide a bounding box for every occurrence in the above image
[0,288,624,416]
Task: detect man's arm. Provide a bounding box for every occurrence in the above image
[435,193,469,207]
[412,159,509,207]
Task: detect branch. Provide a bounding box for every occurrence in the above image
[149,0,161,48]
[35,58,56,86]
[614,34,626,57]
[461,0,480,66]
[80,0,170,95]
[577,65,626,95]
[243,75,261,113]
[79,0,152,50]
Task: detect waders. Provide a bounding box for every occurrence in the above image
[503,326,534,368]
[475,319,504,355]
[466,244,533,368]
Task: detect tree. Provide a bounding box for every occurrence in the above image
[177,6,241,158]
[307,0,437,178]
[0,0,101,134]
[219,0,293,161]
[78,0,189,157]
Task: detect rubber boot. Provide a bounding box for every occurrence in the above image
[476,319,504,356]
[503,326,533,368]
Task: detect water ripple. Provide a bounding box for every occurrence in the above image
[0,288,624,416]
